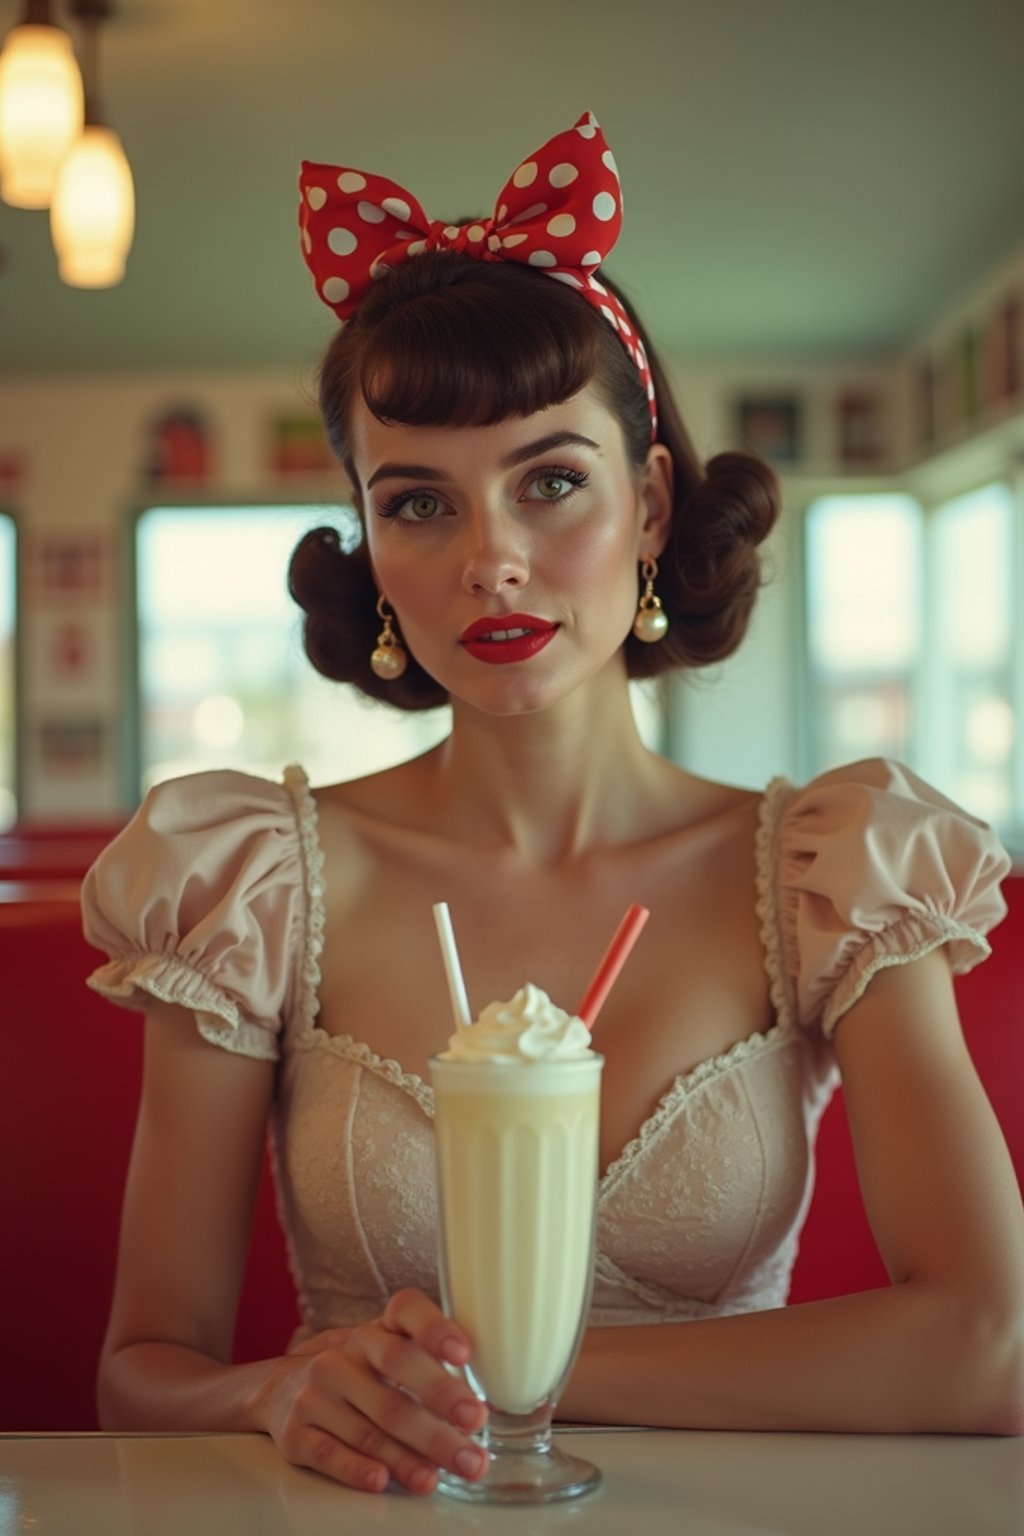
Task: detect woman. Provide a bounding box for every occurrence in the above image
[82,111,1024,1496]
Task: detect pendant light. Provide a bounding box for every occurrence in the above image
[0,0,84,209]
[50,0,133,288]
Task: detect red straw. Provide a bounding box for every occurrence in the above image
[575,903,650,1030]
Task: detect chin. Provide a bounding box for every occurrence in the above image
[453,657,630,721]
[456,679,568,719]
[416,632,632,718]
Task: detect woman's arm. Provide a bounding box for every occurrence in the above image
[99,1000,488,1493]
[561,949,1024,1434]
[98,998,286,1430]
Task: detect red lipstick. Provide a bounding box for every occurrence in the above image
[459,613,559,665]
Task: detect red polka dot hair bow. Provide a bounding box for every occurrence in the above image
[299,110,657,438]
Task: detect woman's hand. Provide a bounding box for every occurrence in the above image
[259,1288,489,1495]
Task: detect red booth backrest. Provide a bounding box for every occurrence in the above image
[0,893,297,1432]
[0,826,126,883]
[788,874,1024,1300]
[2,874,1021,1429]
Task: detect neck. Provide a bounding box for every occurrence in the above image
[426,666,666,865]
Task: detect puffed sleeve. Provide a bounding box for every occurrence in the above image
[772,758,1012,1039]
[81,767,313,1061]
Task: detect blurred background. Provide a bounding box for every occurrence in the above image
[2,0,1023,849]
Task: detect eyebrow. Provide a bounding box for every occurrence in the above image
[365,431,602,490]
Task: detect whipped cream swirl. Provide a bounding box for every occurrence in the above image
[444,983,593,1062]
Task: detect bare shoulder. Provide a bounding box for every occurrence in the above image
[649,762,764,863]
[311,749,439,832]
[309,751,433,854]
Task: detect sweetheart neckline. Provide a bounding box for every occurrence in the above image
[291,1015,803,1193]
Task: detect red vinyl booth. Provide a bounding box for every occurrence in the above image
[1,860,1021,1431]
[0,886,298,1433]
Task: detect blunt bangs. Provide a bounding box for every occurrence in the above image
[359,262,601,429]
[318,251,653,474]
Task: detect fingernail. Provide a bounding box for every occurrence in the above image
[451,1400,479,1430]
[441,1336,469,1365]
[455,1448,486,1479]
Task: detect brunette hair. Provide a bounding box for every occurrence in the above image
[288,251,780,710]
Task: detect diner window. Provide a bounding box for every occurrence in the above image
[804,495,924,772]
[804,482,1022,845]
[928,483,1016,828]
[0,513,16,829]
[135,504,451,794]
[136,504,667,796]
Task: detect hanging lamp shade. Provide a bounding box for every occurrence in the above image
[0,19,85,208]
[50,119,134,286]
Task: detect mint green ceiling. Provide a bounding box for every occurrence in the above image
[2,0,1023,374]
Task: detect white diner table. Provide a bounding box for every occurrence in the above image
[1,1425,1022,1535]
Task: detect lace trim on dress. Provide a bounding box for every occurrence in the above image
[754,775,796,1033]
[598,1020,796,1195]
[86,955,280,1061]
[292,1029,436,1118]
[195,1010,280,1061]
[821,915,992,1038]
[283,764,326,1038]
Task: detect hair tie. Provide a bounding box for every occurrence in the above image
[299,110,657,439]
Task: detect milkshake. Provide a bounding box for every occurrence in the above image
[430,983,603,1500]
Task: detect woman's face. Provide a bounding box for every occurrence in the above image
[350,381,672,717]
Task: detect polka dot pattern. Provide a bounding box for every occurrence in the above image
[298,109,656,437]
[327,227,357,256]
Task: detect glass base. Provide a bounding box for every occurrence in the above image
[436,1439,601,1505]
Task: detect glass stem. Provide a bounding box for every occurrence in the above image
[482,1402,555,1456]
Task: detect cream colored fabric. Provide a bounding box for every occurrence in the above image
[81,759,1010,1328]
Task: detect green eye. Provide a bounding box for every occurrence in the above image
[404,494,439,520]
[536,476,567,498]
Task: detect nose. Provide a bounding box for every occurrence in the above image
[459,512,530,596]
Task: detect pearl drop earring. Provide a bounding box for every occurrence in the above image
[370,593,408,680]
[632,557,669,642]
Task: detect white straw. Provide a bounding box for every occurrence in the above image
[432,902,472,1031]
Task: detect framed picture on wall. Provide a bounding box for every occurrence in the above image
[735,394,802,465]
[38,716,107,775]
[982,292,1022,406]
[142,406,214,484]
[0,449,27,494]
[837,389,885,466]
[267,414,334,475]
[29,529,112,603]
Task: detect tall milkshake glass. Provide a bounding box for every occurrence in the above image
[430,1041,603,1505]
